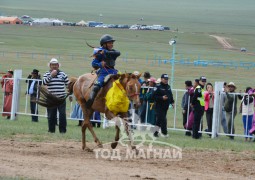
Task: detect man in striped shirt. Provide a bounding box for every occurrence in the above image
[43,58,69,133]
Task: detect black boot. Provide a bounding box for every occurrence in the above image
[86,85,101,108]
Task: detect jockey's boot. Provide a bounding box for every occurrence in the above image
[86,84,101,108]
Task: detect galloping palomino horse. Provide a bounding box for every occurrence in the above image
[67,72,141,151]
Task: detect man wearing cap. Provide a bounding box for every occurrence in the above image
[26,69,42,122]
[1,70,14,119]
[152,74,174,137]
[224,82,238,139]
[191,76,206,139]
[43,58,69,133]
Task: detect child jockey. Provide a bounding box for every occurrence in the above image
[86,34,121,108]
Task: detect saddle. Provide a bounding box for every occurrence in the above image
[103,74,120,86]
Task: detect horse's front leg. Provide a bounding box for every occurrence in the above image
[111,124,120,149]
[124,120,136,150]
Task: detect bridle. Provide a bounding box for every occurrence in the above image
[126,80,140,101]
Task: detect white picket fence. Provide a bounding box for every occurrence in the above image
[0,70,253,139]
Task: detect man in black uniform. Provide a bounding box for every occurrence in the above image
[152,74,175,137]
[191,76,206,139]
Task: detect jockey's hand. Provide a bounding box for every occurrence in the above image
[101,61,106,67]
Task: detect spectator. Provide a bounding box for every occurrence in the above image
[91,111,101,128]
[133,71,143,84]
[249,117,255,139]
[70,95,84,126]
[204,83,214,136]
[238,87,254,141]
[1,69,13,119]
[70,96,101,128]
[224,82,238,140]
[26,69,42,122]
[191,76,206,139]
[139,71,151,123]
[43,58,69,133]
[156,78,161,85]
[141,71,151,86]
[144,77,157,125]
[184,79,198,136]
[194,79,199,88]
[220,82,228,134]
[152,74,174,137]
[181,80,193,134]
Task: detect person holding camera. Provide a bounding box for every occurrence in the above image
[43,58,69,133]
[204,83,214,136]
[26,69,42,122]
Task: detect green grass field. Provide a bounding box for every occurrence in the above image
[0,115,255,152]
[1,0,255,153]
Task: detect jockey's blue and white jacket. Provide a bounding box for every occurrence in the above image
[91,47,120,87]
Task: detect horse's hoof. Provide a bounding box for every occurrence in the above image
[131,145,136,150]
[111,142,118,149]
[85,147,93,152]
[135,148,139,155]
[97,144,103,148]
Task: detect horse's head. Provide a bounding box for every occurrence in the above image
[119,73,141,108]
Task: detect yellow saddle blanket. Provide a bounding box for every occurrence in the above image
[105,79,130,115]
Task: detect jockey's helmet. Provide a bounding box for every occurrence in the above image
[100,34,115,46]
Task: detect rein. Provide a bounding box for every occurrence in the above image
[118,77,140,99]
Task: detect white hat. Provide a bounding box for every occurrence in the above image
[156,78,161,84]
[133,71,140,76]
[49,58,58,64]
[48,58,60,67]
[227,82,236,88]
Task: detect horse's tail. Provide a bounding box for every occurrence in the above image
[32,77,78,108]
[68,77,78,94]
[32,86,69,108]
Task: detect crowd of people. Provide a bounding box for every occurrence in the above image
[180,78,255,141]
[1,33,255,141]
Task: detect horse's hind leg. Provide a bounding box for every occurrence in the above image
[85,118,102,148]
[111,125,120,149]
[81,120,87,150]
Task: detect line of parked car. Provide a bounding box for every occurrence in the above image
[94,23,170,31]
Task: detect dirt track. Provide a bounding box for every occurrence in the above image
[0,140,254,180]
[210,35,235,49]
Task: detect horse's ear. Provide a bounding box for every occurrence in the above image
[137,73,142,79]
[119,73,126,80]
